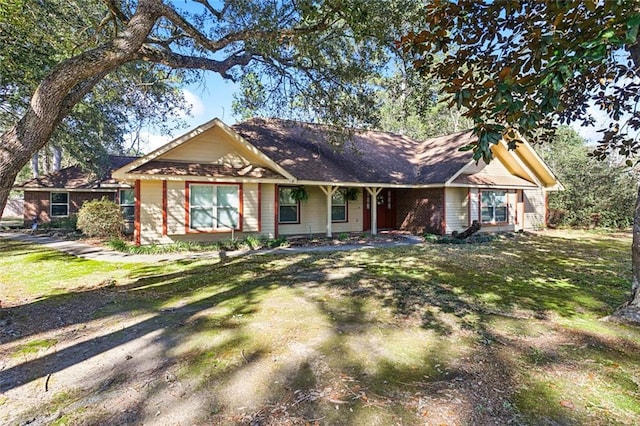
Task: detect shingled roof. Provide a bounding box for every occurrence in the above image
[231,118,474,185]
[129,160,285,179]
[16,155,138,190]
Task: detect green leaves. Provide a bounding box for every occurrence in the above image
[402,0,640,162]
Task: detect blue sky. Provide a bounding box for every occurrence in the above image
[138,73,239,153]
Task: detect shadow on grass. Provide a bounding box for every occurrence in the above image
[0,253,308,393]
[1,232,638,424]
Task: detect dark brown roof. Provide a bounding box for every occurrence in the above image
[232,118,474,185]
[129,160,285,179]
[16,155,138,190]
[453,174,536,187]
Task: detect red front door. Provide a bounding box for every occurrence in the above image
[363,189,396,231]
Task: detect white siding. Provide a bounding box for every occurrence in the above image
[445,187,469,234]
[243,183,260,232]
[277,186,363,236]
[507,191,517,228]
[469,188,479,223]
[261,184,276,238]
[523,188,546,230]
[139,180,171,245]
[166,181,185,235]
[160,126,266,167]
[461,157,516,179]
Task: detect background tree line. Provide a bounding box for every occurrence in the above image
[539,127,637,229]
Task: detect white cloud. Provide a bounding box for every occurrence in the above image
[125,131,173,154]
[182,89,206,118]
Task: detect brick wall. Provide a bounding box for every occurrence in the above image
[23,191,50,224]
[71,192,116,215]
[395,188,444,235]
[23,191,117,225]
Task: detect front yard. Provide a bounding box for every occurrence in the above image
[0,230,638,425]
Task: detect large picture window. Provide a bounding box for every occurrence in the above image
[50,192,69,217]
[278,187,299,224]
[189,184,240,231]
[481,191,507,223]
[331,190,347,222]
[119,189,135,221]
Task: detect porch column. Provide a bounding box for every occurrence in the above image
[319,185,339,237]
[365,187,383,235]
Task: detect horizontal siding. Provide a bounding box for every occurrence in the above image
[166,181,185,235]
[461,157,514,177]
[243,183,259,232]
[261,184,276,238]
[469,188,480,223]
[445,187,468,234]
[140,180,171,245]
[480,223,516,233]
[524,188,546,230]
[161,126,264,166]
[277,186,363,236]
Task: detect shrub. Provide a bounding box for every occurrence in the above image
[108,238,128,252]
[244,235,263,250]
[48,215,78,231]
[77,197,124,238]
[267,236,289,248]
[423,233,439,242]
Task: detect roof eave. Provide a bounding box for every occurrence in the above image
[116,173,293,184]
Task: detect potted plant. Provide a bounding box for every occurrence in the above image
[289,186,309,202]
[343,187,359,201]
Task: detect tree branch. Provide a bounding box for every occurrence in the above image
[159,2,336,54]
[138,46,253,80]
[59,72,111,121]
[101,0,130,24]
[192,0,228,20]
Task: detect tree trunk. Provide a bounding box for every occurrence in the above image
[610,185,640,323]
[629,185,640,308]
[0,0,162,217]
[52,146,62,172]
[31,152,39,178]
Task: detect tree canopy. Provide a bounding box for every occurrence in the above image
[402,0,640,163]
[0,0,188,172]
[0,0,417,216]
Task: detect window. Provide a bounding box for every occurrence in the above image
[481,191,507,223]
[119,189,135,221]
[278,187,299,223]
[189,184,240,231]
[331,190,347,222]
[50,192,69,217]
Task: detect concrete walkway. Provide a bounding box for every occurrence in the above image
[0,232,423,263]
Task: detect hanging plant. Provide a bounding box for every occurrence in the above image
[289,186,309,202]
[343,187,360,201]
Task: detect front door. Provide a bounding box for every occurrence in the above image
[364,188,396,231]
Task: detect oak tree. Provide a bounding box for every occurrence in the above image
[1,0,189,175]
[0,0,410,214]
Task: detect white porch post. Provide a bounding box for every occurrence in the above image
[319,185,339,237]
[365,187,383,235]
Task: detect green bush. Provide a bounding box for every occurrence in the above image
[244,235,263,250]
[47,215,78,230]
[77,198,124,238]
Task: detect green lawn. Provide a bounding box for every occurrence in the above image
[0,230,638,425]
